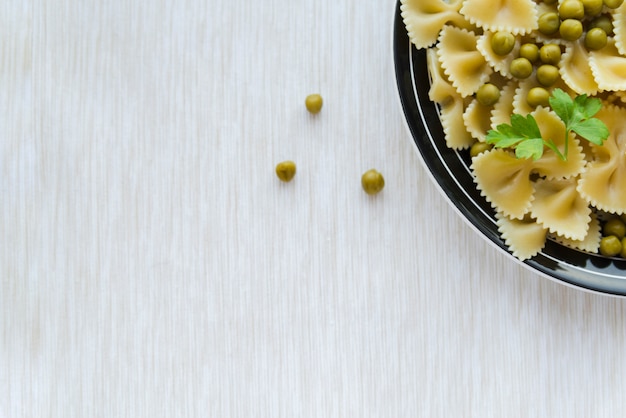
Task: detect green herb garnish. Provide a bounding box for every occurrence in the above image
[485,88,609,160]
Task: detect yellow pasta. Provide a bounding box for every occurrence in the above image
[560,40,601,95]
[578,105,626,213]
[549,213,601,253]
[589,39,626,92]
[531,177,591,240]
[471,149,535,220]
[401,0,469,50]
[463,99,494,140]
[612,6,626,56]
[437,25,492,97]
[496,213,548,261]
[460,0,538,35]
[427,48,476,149]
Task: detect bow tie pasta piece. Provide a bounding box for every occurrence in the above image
[401,0,470,50]
[530,178,591,241]
[589,39,626,92]
[427,48,475,149]
[578,105,626,213]
[549,213,601,253]
[427,47,456,103]
[460,0,538,35]
[437,26,492,97]
[613,7,626,56]
[441,98,475,149]
[496,213,548,261]
[560,40,601,95]
[463,99,495,141]
[471,149,535,219]
[526,107,586,180]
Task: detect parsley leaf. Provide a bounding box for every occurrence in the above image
[549,88,608,150]
[515,137,545,161]
[572,118,609,145]
[486,114,545,160]
[548,88,575,124]
[484,88,609,161]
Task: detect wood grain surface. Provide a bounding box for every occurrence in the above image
[2,1,626,417]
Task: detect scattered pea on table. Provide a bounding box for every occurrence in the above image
[275,160,297,182]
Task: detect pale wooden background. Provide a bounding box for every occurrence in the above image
[2,1,626,417]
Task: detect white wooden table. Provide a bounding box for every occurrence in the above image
[2,1,626,416]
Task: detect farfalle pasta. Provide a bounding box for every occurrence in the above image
[460,0,538,35]
[401,0,626,260]
[436,25,492,97]
[496,213,548,261]
[560,39,600,95]
[612,7,626,55]
[426,48,476,149]
[589,40,626,91]
[400,0,469,49]
[472,149,535,219]
[549,213,602,253]
[463,98,494,140]
[578,105,626,213]
[531,177,591,240]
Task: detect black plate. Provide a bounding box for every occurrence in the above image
[392,2,626,296]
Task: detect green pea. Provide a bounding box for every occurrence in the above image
[621,238,626,258]
[604,0,624,9]
[305,94,323,114]
[585,27,608,50]
[582,0,604,15]
[519,43,540,63]
[510,57,533,79]
[470,141,492,158]
[539,44,562,65]
[275,160,297,182]
[589,15,614,36]
[559,0,585,19]
[527,87,550,108]
[538,12,561,36]
[491,31,516,55]
[361,169,385,195]
[560,19,584,41]
[536,64,560,86]
[544,0,558,4]
[600,235,622,257]
[476,83,501,106]
[604,217,626,239]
